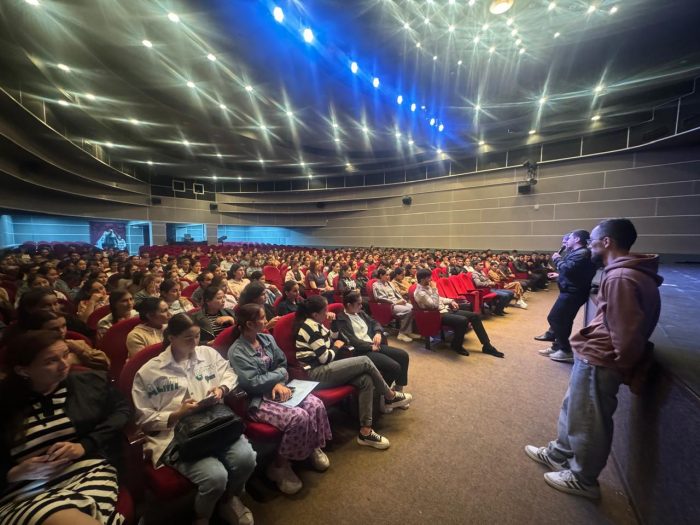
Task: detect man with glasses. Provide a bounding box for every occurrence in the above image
[525,218,662,499]
[538,230,597,362]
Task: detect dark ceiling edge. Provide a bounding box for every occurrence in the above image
[1,88,149,195]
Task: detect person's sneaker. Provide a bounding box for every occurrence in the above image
[384,391,412,409]
[407,332,423,339]
[524,445,568,471]
[538,346,558,356]
[544,470,601,499]
[266,462,303,495]
[516,299,528,309]
[397,333,413,343]
[534,332,556,342]
[219,496,254,525]
[357,430,391,450]
[549,350,574,363]
[482,345,504,358]
[309,448,330,472]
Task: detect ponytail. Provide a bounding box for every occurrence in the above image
[293,295,327,335]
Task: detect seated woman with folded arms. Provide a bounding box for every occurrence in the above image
[295,295,412,450]
[132,314,256,525]
[283,261,305,294]
[332,291,410,400]
[126,297,172,358]
[96,290,137,343]
[238,282,279,331]
[228,304,331,495]
[276,281,302,316]
[191,287,235,343]
[0,330,130,525]
[160,279,194,315]
[75,279,109,324]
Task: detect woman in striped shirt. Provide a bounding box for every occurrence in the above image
[0,330,130,525]
[294,295,413,450]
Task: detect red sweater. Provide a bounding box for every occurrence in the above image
[571,254,663,370]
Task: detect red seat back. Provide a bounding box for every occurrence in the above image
[101,316,142,380]
[272,313,307,379]
[263,266,283,289]
[117,342,165,402]
[181,283,199,299]
[210,326,238,358]
[65,330,93,346]
[366,278,394,326]
[408,284,442,338]
[87,304,111,331]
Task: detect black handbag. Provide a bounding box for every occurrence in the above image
[174,403,245,461]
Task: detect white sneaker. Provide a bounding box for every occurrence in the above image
[407,332,423,339]
[544,470,601,499]
[515,299,528,309]
[357,430,391,450]
[396,333,413,343]
[266,462,303,495]
[309,448,330,472]
[219,496,254,525]
[380,391,412,413]
[524,445,568,471]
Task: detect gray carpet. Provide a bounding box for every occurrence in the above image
[243,288,638,525]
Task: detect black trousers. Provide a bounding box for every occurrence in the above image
[441,306,490,351]
[546,292,588,352]
[358,345,410,386]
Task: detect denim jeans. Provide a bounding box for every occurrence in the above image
[547,292,588,352]
[547,358,623,485]
[165,436,257,519]
[492,289,514,312]
[309,355,391,428]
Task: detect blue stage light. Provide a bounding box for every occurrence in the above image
[272,6,284,23]
[372,77,380,88]
[438,123,445,132]
[430,118,436,126]
[397,95,403,104]
[410,103,417,112]
[302,28,314,43]
[350,61,359,74]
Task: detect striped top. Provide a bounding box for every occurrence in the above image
[295,318,338,368]
[1,385,105,505]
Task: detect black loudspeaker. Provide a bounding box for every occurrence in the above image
[517,183,532,194]
[210,203,219,211]
[402,196,412,205]
[151,197,162,205]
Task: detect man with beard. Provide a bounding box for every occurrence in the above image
[538,231,596,363]
[525,218,662,499]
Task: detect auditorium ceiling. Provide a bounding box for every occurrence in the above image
[0,0,699,186]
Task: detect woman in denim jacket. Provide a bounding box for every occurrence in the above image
[228,304,331,495]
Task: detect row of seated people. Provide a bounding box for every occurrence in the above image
[0,289,417,525]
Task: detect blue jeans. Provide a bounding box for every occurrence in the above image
[547,358,623,485]
[166,436,257,519]
[492,289,514,312]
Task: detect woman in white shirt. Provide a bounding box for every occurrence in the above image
[132,314,256,525]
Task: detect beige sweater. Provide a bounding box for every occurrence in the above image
[126,323,164,357]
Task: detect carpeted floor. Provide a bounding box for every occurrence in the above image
[240,287,638,525]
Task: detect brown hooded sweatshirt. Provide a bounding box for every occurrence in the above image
[571,254,663,371]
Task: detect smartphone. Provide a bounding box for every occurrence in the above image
[198,394,218,408]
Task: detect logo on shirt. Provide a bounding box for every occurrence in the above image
[146,377,180,398]
[194,363,216,382]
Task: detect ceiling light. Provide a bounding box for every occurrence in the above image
[424,18,430,25]
[219,103,226,109]
[105,141,113,148]
[182,139,189,146]
[506,17,514,26]
[216,153,222,158]
[57,100,68,106]
[489,0,514,15]
[515,38,522,45]
[334,137,341,142]
[438,123,444,132]
[85,93,96,100]
[553,31,561,38]
[478,140,485,146]
[397,95,403,104]
[433,55,438,61]
[609,6,618,14]
[408,139,415,145]
[473,36,480,44]
[482,23,490,31]
[286,110,293,117]
[346,163,353,169]
[259,159,265,164]
[410,103,417,112]
[489,46,496,53]
[187,81,195,88]
[403,22,410,29]
[272,6,284,23]
[458,59,463,65]
[245,85,253,92]
[591,114,601,121]
[519,48,526,54]
[448,25,455,32]
[421,105,426,110]
[416,42,421,48]
[539,97,547,105]
[147,160,153,165]
[429,118,436,126]
[587,5,596,14]
[511,28,518,36]
[302,28,314,43]
[238,176,242,180]
[260,124,267,131]
[395,131,402,138]
[129,118,139,125]
[350,61,359,74]
[594,84,605,93]
[57,63,70,72]
[142,39,153,48]
[437,148,442,154]
[449,0,456,4]
[529,129,536,135]
[168,12,180,23]
[548,2,556,11]
[475,104,481,111]
[362,126,369,134]
[308,173,313,178]
[468,0,476,5]
[25,0,40,5]
[299,161,305,167]
[212,175,217,180]
[207,53,216,61]
[372,77,380,88]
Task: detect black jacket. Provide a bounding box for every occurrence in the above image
[191,308,236,342]
[555,246,597,295]
[0,371,131,493]
[332,311,383,354]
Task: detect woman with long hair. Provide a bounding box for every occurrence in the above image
[95,290,137,343]
[190,287,235,342]
[133,275,160,306]
[75,279,108,323]
[132,314,256,525]
[228,304,331,494]
[0,330,130,525]
[276,281,301,316]
[126,297,171,358]
[160,279,194,315]
[238,282,279,331]
[295,295,412,450]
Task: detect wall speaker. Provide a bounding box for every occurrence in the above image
[210,203,219,211]
[402,196,413,205]
[151,197,162,205]
[517,182,532,195]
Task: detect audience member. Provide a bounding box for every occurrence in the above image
[96,290,138,343]
[372,268,417,342]
[276,281,301,316]
[126,297,171,357]
[160,278,194,315]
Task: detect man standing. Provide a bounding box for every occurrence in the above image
[539,230,597,363]
[525,218,662,498]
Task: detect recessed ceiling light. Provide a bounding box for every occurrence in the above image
[259,159,265,164]
[529,129,536,135]
[57,100,68,106]
[272,6,284,23]
[142,39,153,48]
[105,141,114,148]
[408,139,415,145]
[212,175,217,180]
[468,0,476,6]
[519,48,526,54]
[506,17,514,26]
[187,81,195,88]
[591,114,601,121]
[57,63,70,72]
[449,0,456,4]
[168,13,180,23]
[594,84,605,93]
[302,27,314,43]
[429,118,436,126]
[308,173,313,178]
[238,175,242,180]
[403,22,410,29]
[478,140,485,146]
[85,93,96,100]
[539,96,547,105]
[511,28,518,36]
[489,46,496,53]
[609,6,618,14]
[372,77,380,88]
[299,161,305,167]
[25,0,40,6]
[395,131,402,138]
[129,118,139,125]
[489,0,514,15]
[421,105,426,110]
[416,42,421,48]
[332,122,339,129]
[475,104,481,111]
[260,124,267,131]
[548,2,556,11]
[438,124,444,132]
[147,160,153,165]
[482,23,489,31]
[424,17,430,25]
[433,55,438,61]
[437,148,442,154]
[350,61,359,74]
[334,137,341,142]
[362,126,369,134]
[587,5,596,14]
[245,85,253,92]
[410,103,417,112]
[397,95,403,104]
[182,139,189,146]
[219,103,226,109]
[207,53,216,61]
[216,153,222,158]
[515,38,522,46]
[448,25,455,32]
[474,36,480,44]
[554,31,561,38]
[286,110,294,117]
[458,59,463,65]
